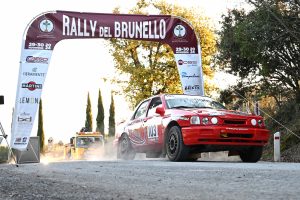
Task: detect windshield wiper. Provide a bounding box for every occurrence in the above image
[197,106,213,109]
[172,106,194,109]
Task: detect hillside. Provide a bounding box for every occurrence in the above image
[262,102,300,162]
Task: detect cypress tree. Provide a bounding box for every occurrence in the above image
[96,89,105,134]
[85,92,93,132]
[108,93,115,137]
[37,99,45,154]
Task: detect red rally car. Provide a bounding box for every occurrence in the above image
[114,94,270,162]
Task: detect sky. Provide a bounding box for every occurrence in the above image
[0,0,246,144]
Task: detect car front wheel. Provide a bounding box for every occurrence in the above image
[239,146,263,163]
[117,134,136,160]
[166,126,189,161]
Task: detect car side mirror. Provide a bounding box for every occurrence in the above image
[70,137,75,145]
[155,106,165,116]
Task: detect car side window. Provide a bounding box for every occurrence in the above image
[134,100,150,119]
[147,97,162,117]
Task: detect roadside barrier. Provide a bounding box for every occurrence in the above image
[274,132,281,162]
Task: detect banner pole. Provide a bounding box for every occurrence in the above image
[0,122,18,167]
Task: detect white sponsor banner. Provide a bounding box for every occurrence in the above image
[174,53,204,96]
[11,48,52,150]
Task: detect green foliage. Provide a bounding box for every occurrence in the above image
[108,93,115,137]
[96,89,105,134]
[218,1,300,161]
[37,99,45,154]
[219,81,254,106]
[0,146,9,163]
[266,101,300,150]
[218,0,300,104]
[109,0,217,108]
[85,92,93,132]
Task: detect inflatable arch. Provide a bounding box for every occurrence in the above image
[11,10,204,150]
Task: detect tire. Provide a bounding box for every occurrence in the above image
[239,146,263,163]
[67,150,71,159]
[165,126,189,161]
[117,134,136,160]
[64,148,71,160]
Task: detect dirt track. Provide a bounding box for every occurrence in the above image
[1,158,300,200]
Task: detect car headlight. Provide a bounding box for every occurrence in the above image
[251,119,257,126]
[211,117,218,124]
[202,117,209,125]
[258,119,263,127]
[190,116,200,124]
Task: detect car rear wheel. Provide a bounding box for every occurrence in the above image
[239,146,263,163]
[65,149,71,160]
[117,134,136,160]
[166,126,189,161]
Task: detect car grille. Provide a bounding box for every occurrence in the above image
[223,120,246,125]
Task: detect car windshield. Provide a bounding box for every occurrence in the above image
[76,137,103,148]
[165,95,226,110]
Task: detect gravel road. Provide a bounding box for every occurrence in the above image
[0,157,300,200]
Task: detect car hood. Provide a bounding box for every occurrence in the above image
[170,108,253,118]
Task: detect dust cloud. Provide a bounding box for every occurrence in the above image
[42,138,118,163]
[41,140,240,163]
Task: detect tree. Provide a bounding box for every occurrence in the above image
[108,93,115,137]
[96,89,105,134]
[109,0,217,108]
[218,0,300,104]
[37,99,45,154]
[85,92,93,132]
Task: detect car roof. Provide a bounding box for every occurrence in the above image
[139,94,213,104]
[156,93,211,99]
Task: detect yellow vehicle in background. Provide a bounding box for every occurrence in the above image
[64,131,105,160]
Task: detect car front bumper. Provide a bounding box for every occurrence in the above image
[181,125,270,146]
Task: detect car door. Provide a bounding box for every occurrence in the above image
[143,97,163,149]
[126,99,150,147]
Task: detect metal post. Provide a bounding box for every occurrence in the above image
[254,101,260,115]
[0,122,18,166]
[274,132,281,162]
